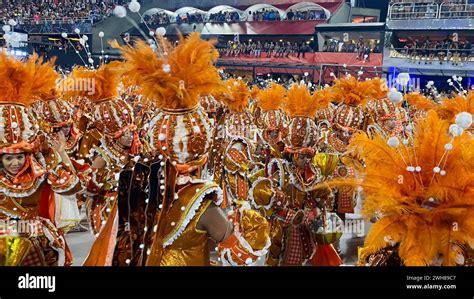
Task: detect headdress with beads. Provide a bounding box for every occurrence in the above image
[0,53,58,153]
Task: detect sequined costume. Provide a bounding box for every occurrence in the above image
[0,54,81,266]
[86,33,269,266]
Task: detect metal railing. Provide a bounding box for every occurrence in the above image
[16,18,93,25]
[439,2,474,18]
[389,2,474,20]
[390,47,473,63]
[389,2,439,20]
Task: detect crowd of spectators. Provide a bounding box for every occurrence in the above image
[321,38,382,62]
[208,11,240,23]
[249,8,282,21]
[143,12,171,26]
[389,0,474,19]
[144,7,327,26]
[175,12,204,24]
[219,40,313,59]
[399,36,473,65]
[286,9,327,20]
[0,0,122,25]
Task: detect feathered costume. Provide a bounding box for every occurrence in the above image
[86,33,269,267]
[0,53,81,266]
[347,111,474,266]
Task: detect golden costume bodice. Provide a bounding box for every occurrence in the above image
[160,182,221,266]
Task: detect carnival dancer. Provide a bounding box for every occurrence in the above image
[212,79,264,208]
[365,78,407,138]
[326,76,377,218]
[253,82,288,166]
[258,84,331,266]
[65,62,141,235]
[85,33,269,266]
[0,53,81,266]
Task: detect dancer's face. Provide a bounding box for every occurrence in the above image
[293,153,312,168]
[60,126,71,137]
[2,153,26,176]
[118,130,133,148]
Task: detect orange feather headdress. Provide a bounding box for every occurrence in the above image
[342,111,474,266]
[250,85,260,101]
[61,61,122,103]
[256,82,286,112]
[370,77,389,101]
[116,32,222,111]
[0,52,60,153]
[0,52,58,105]
[405,92,437,111]
[437,91,474,122]
[312,86,333,111]
[331,75,376,107]
[219,78,250,113]
[283,83,318,118]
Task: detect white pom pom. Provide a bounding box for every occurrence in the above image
[11,122,18,129]
[406,166,415,172]
[397,73,410,86]
[455,112,473,129]
[402,139,409,145]
[415,166,421,172]
[387,137,399,148]
[74,28,80,34]
[128,0,141,13]
[329,72,335,77]
[162,64,171,73]
[8,19,17,26]
[79,38,85,45]
[388,88,403,104]
[245,258,253,265]
[444,143,453,151]
[98,31,104,38]
[113,5,127,18]
[433,167,441,173]
[343,64,347,68]
[88,58,94,64]
[82,35,88,41]
[2,25,10,33]
[440,170,446,176]
[304,72,309,77]
[158,133,166,141]
[449,124,461,136]
[405,124,413,132]
[156,27,166,36]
